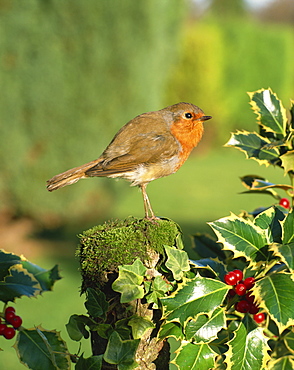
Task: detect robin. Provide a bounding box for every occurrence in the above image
[47,102,211,219]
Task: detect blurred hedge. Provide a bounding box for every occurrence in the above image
[0,0,186,224]
[165,16,294,144]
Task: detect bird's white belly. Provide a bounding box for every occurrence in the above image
[108,155,180,186]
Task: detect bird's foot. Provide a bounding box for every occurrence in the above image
[144,215,160,224]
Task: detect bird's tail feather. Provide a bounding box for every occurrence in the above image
[46,160,99,191]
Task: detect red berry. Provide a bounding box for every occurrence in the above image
[5,311,15,323]
[228,289,236,298]
[5,307,15,314]
[5,312,15,324]
[224,272,238,286]
[3,326,15,339]
[279,198,290,209]
[254,312,265,324]
[245,292,255,303]
[0,323,6,335]
[10,315,22,329]
[233,269,243,282]
[243,277,255,290]
[235,300,250,313]
[235,283,247,296]
[249,303,260,315]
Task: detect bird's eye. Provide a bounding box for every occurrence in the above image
[184,112,193,119]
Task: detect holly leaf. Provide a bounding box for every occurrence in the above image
[172,341,217,370]
[253,272,294,332]
[185,307,226,343]
[158,322,184,340]
[291,100,294,129]
[225,323,270,370]
[0,251,61,293]
[164,245,190,280]
[254,206,285,244]
[269,243,294,272]
[191,233,226,260]
[248,88,287,136]
[282,209,294,245]
[0,265,41,302]
[241,174,268,190]
[281,151,294,175]
[21,260,61,291]
[14,326,71,370]
[103,331,139,370]
[160,275,228,325]
[209,213,268,263]
[267,356,294,370]
[190,258,227,280]
[240,175,280,199]
[284,329,294,354]
[241,177,293,192]
[0,250,22,280]
[85,288,109,319]
[112,259,146,303]
[225,131,280,166]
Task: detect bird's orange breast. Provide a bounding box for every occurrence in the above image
[170,119,204,170]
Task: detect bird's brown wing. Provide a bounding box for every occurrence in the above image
[85,131,179,177]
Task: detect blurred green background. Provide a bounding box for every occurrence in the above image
[1,0,294,367]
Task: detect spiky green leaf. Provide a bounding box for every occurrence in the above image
[0,265,41,302]
[172,341,217,370]
[282,210,294,244]
[209,214,268,263]
[253,272,294,332]
[225,131,280,166]
[240,175,280,199]
[15,326,71,370]
[281,151,294,175]
[191,233,226,260]
[267,356,294,370]
[161,275,228,326]
[158,322,183,340]
[248,88,287,136]
[284,329,294,354]
[185,307,226,343]
[254,206,285,244]
[190,258,227,280]
[269,243,294,272]
[21,260,61,292]
[225,323,269,370]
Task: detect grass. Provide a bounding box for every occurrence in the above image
[1,146,289,368]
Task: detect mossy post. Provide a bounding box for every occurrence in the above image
[77,217,182,369]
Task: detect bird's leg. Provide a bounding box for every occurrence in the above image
[140,183,156,219]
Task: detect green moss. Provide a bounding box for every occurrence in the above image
[77,217,182,287]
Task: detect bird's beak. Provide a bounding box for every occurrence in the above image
[201,115,212,121]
